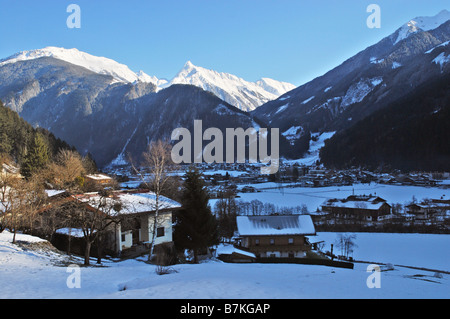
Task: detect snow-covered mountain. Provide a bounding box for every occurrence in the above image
[252,9,450,152]
[0,46,161,85]
[391,9,450,45]
[0,47,294,110]
[162,61,296,111]
[0,54,291,167]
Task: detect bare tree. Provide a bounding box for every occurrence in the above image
[1,177,45,243]
[19,173,47,235]
[43,149,85,191]
[0,168,21,233]
[130,139,177,261]
[335,234,357,259]
[69,191,123,265]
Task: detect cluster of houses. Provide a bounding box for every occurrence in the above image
[198,162,446,193]
[2,159,450,263]
[311,194,450,228]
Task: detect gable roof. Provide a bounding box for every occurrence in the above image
[236,215,316,236]
[75,191,182,216]
[322,195,391,211]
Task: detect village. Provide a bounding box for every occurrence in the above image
[3,152,449,268]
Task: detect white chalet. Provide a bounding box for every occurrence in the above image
[77,191,182,256]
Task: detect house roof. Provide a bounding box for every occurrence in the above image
[329,201,387,210]
[1,163,20,175]
[85,174,112,180]
[45,190,67,198]
[236,215,316,236]
[216,244,256,259]
[76,191,182,215]
[322,195,390,211]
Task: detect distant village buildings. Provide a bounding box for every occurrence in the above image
[320,195,392,225]
[406,199,450,225]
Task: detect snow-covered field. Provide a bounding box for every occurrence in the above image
[234,183,450,212]
[0,231,448,299]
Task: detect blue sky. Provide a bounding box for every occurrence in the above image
[0,0,448,86]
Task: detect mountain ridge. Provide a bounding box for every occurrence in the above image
[0,48,295,111]
[252,10,450,147]
[160,60,296,111]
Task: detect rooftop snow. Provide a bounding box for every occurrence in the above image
[85,174,112,180]
[76,192,182,215]
[236,215,316,236]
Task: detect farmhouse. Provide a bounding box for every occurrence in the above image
[321,195,392,224]
[84,173,114,189]
[76,191,182,256]
[405,199,450,224]
[235,215,316,258]
[46,190,182,258]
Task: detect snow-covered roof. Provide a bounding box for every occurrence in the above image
[236,215,316,236]
[1,163,20,175]
[76,191,182,215]
[216,244,256,258]
[85,174,112,180]
[322,195,389,211]
[45,190,66,197]
[331,201,386,210]
[55,228,87,238]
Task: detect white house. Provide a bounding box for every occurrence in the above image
[77,191,182,255]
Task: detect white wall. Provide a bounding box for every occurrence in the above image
[120,230,133,250]
[117,211,174,253]
[144,211,173,246]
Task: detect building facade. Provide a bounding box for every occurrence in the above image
[236,215,316,258]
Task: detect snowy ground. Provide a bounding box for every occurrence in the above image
[0,231,448,299]
[233,183,450,212]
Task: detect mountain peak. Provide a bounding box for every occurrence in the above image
[394,9,450,44]
[184,60,195,69]
[166,62,295,111]
[0,46,141,83]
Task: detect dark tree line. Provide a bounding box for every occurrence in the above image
[0,100,79,177]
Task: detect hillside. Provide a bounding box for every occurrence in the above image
[0,100,75,166]
[320,72,450,172]
[0,54,294,167]
[252,12,450,155]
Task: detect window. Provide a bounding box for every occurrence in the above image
[156,227,165,237]
[270,238,275,245]
[121,233,126,242]
[288,238,294,245]
[255,239,260,246]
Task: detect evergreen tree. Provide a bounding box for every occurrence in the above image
[21,132,50,178]
[174,166,219,263]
